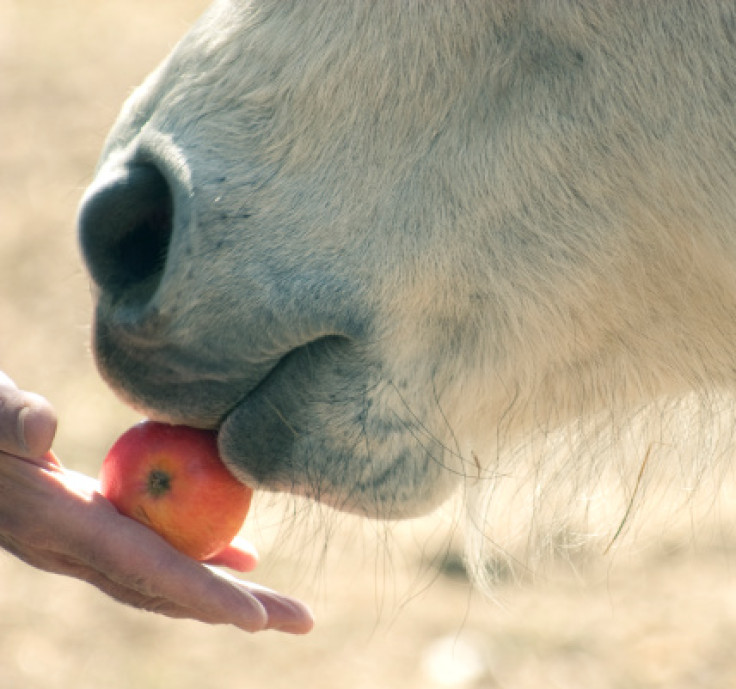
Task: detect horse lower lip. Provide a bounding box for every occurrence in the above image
[215,337,343,485]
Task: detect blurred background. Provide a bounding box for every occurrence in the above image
[2,2,736,687]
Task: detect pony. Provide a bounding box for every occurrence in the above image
[78,1,736,573]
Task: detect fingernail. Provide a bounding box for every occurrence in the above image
[17,406,31,454]
[16,403,56,458]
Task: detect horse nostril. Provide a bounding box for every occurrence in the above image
[78,164,173,302]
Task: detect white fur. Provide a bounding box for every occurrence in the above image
[79,1,736,576]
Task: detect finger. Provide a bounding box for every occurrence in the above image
[2,462,311,634]
[60,469,100,494]
[229,578,315,634]
[1,463,268,630]
[94,523,313,633]
[84,560,272,632]
[0,534,271,631]
[0,386,57,459]
[42,449,63,468]
[77,496,278,631]
[95,514,312,632]
[16,394,57,458]
[203,537,259,572]
[47,552,313,634]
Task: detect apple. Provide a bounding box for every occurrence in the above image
[99,420,253,560]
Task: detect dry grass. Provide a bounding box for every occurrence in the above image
[2,2,736,687]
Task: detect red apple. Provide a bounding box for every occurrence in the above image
[99,420,253,560]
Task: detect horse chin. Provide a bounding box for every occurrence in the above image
[215,338,463,520]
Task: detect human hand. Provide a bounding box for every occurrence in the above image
[0,373,313,633]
